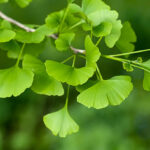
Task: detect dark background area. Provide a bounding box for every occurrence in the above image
[0,0,150,149]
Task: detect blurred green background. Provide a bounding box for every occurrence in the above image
[0,0,150,150]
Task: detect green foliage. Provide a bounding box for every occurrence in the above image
[116,21,137,53]
[0,66,33,98]
[77,76,133,109]
[43,106,79,137]
[0,0,149,138]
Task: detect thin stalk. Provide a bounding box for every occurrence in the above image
[16,43,26,66]
[59,4,70,33]
[103,55,150,73]
[72,55,76,67]
[67,20,84,31]
[65,85,70,108]
[96,37,103,47]
[96,64,103,81]
[61,55,74,64]
[109,49,150,57]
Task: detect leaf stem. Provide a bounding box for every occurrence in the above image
[65,85,70,108]
[72,55,76,67]
[96,37,103,47]
[103,55,150,73]
[61,55,74,64]
[59,4,70,33]
[109,49,150,57]
[96,64,103,81]
[67,20,84,31]
[16,43,26,67]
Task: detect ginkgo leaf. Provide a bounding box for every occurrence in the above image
[23,55,64,96]
[82,0,110,15]
[1,20,12,29]
[0,29,16,42]
[46,11,64,33]
[116,22,137,53]
[55,33,75,51]
[15,0,32,8]
[0,66,34,98]
[85,35,101,67]
[45,60,94,86]
[77,76,133,109]
[43,107,79,137]
[45,36,100,86]
[15,25,51,43]
[83,3,122,48]
[93,22,112,37]
[142,59,150,91]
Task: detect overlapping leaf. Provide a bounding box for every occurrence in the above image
[0,66,34,98]
[45,36,100,86]
[81,0,122,48]
[23,55,64,96]
[15,25,52,43]
[0,29,16,42]
[43,107,79,137]
[55,33,75,51]
[15,0,32,8]
[116,22,137,53]
[141,59,150,91]
[77,76,133,109]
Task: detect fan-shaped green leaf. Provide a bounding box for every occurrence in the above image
[0,66,34,98]
[45,36,100,86]
[0,29,16,42]
[45,60,94,86]
[116,22,137,53]
[77,76,133,109]
[82,0,110,15]
[55,33,75,51]
[43,107,79,137]
[23,55,64,96]
[46,11,64,33]
[15,25,51,43]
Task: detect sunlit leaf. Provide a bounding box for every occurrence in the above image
[15,0,32,8]
[55,33,75,51]
[23,55,64,96]
[45,36,100,86]
[116,22,137,53]
[0,66,34,98]
[43,107,79,137]
[0,29,16,42]
[77,76,133,109]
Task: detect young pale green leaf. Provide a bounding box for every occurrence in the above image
[23,55,64,96]
[45,60,94,86]
[0,66,34,98]
[15,25,51,43]
[43,107,79,137]
[69,4,82,14]
[93,22,112,37]
[0,29,16,42]
[85,35,101,67]
[123,62,134,72]
[77,76,133,109]
[55,33,75,51]
[45,36,100,86]
[88,9,122,48]
[116,22,137,53]
[141,59,150,91]
[1,20,12,29]
[82,0,110,15]
[46,11,64,33]
[15,0,32,8]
